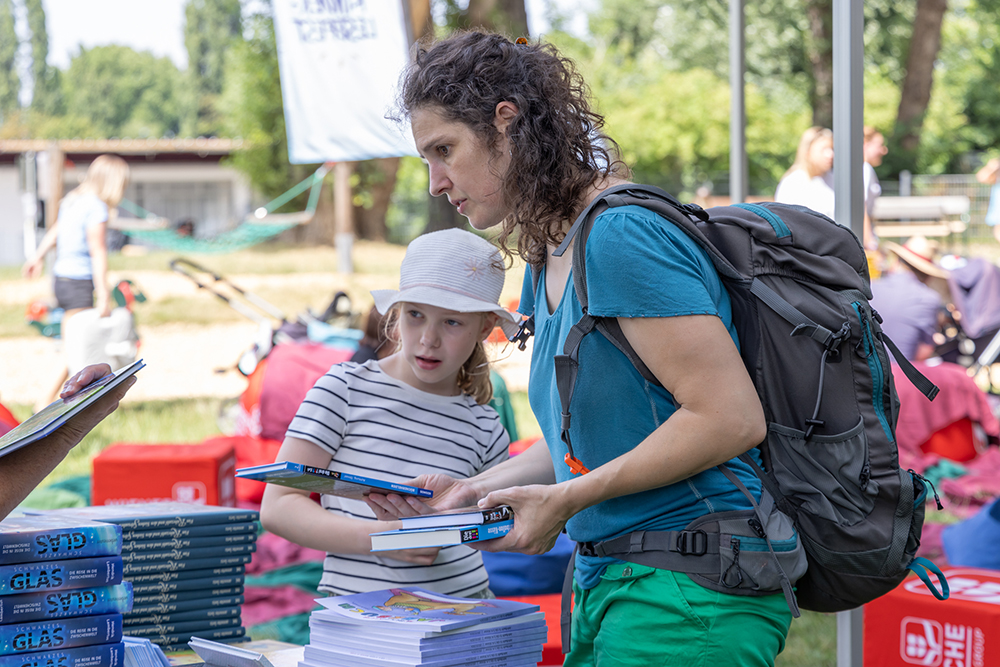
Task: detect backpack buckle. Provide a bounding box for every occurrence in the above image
[509,316,535,351]
[674,530,708,556]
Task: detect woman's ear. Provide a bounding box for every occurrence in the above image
[479,313,500,339]
[493,102,519,135]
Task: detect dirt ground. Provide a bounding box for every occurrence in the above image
[0,271,531,407]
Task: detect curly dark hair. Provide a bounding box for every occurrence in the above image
[396,31,629,265]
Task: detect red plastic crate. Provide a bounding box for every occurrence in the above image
[92,442,236,506]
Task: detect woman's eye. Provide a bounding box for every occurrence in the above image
[438,145,450,157]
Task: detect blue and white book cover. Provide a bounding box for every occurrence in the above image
[122,533,255,553]
[0,583,132,625]
[0,613,122,654]
[119,521,258,542]
[303,641,542,667]
[0,556,122,595]
[124,564,244,585]
[130,574,244,596]
[132,586,243,606]
[309,610,546,642]
[121,554,251,577]
[369,519,514,551]
[0,516,122,565]
[27,504,258,531]
[128,594,243,617]
[119,542,255,563]
[315,587,538,633]
[236,461,433,499]
[123,605,242,627]
[0,641,125,667]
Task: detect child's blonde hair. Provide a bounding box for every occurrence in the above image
[74,154,130,207]
[382,304,494,405]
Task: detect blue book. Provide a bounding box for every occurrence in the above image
[0,641,125,667]
[0,556,123,595]
[123,565,244,585]
[123,606,241,627]
[121,616,241,638]
[0,613,122,654]
[139,626,245,647]
[123,533,255,552]
[121,554,251,576]
[310,625,547,658]
[369,519,514,551]
[132,586,243,605]
[28,503,259,530]
[0,360,143,461]
[128,594,243,616]
[120,543,255,563]
[130,575,244,596]
[235,461,433,499]
[119,522,258,542]
[315,587,538,633]
[0,516,123,565]
[0,583,133,625]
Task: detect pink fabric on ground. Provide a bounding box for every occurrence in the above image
[247,531,325,575]
[939,448,1000,518]
[242,585,320,626]
[892,361,1000,473]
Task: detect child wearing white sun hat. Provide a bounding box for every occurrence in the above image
[261,228,517,599]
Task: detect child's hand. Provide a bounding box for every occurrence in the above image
[366,473,481,520]
[378,546,441,566]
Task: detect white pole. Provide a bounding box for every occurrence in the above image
[729,0,747,204]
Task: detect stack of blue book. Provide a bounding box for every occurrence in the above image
[0,513,132,667]
[27,502,259,652]
[300,587,546,667]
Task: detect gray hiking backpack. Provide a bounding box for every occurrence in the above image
[515,184,950,619]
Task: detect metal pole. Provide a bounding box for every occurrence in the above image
[729,0,747,204]
[833,0,865,661]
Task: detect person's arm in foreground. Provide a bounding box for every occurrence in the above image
[87,221,111,317]
[259,437,442,565]
[477,314,764,555]
[0,364,134,520]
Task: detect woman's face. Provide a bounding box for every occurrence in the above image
[808,136,834,175]
[411,106,512,231]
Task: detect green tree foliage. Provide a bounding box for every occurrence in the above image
[25,0,60,114]
[183,0,243,136]
[0,0,19,118]
[62,45,183,138]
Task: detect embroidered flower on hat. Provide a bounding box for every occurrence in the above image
[463,256,490,280]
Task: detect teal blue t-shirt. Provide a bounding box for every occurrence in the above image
[519,204,764,589]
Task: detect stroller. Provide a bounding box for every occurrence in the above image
[169,258,363,435]
[934,257,1000,391]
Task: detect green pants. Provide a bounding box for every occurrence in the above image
[565,562,792,667]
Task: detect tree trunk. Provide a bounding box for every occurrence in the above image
[894,0,948,155]
[355,157,399,242]
[462,0,529,38]
[806,0,833,129]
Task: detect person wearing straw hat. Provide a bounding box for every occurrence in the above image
[871,236,950,361]
[261,228,519,599]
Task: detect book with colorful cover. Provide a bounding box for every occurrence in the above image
[397,505,512,531]
[0,515,123,565]
[315,587,538,633]
[123,533,255,553]
[0,641,126,667]
[130,574,244,597]
[27,504,259,531]
[369,518,513,551]
[0,613,122,654]
[121,554,252,576]
[119,522,258,542]
[308,610,545,642]
[0,583,133,625]
[309,624,546,658]
[123,565,244,585]
[132,586,243,606]
[120,543,255,563]
[0,360,143,461]
[123,606,241,627]
[302,642,542,667]
[128,594,244,617]
[0,556,123,595]
[235,462,433,500]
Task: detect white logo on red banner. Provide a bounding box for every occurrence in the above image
[899,616,985,667]
[904,568,1000,605]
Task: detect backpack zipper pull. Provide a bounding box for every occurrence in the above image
[909,469,943,510]
[860,461,871,490]
[723,538,743,588]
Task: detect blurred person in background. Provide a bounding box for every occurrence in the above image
[977,156,1000,243]
[775,126,835,220]
[862,126,888,251]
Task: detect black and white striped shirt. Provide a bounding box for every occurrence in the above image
[286,359,510,596]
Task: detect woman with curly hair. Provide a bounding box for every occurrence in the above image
[370,31,792,665]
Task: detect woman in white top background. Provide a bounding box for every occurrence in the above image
[774,126,835,220]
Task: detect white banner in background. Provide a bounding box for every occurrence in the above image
[273,0,418,164]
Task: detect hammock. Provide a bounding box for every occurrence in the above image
[114,163,332,254]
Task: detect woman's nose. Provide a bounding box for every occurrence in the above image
[428,164,451,197]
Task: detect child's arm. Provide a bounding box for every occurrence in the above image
[260,436,441,565]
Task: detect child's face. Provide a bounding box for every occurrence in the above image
[394,302,495,396]
[411,106,511,231]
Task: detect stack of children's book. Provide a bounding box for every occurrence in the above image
[26,502,259,652]
[0,513,132,667]
[299,587,546,667]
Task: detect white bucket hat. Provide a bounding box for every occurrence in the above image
[371,229,521,339]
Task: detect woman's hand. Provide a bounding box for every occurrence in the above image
[365,473,482,521]
[472,484,573,556]
[377,546,442,566]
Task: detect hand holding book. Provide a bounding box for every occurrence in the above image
[364,472,482,522]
